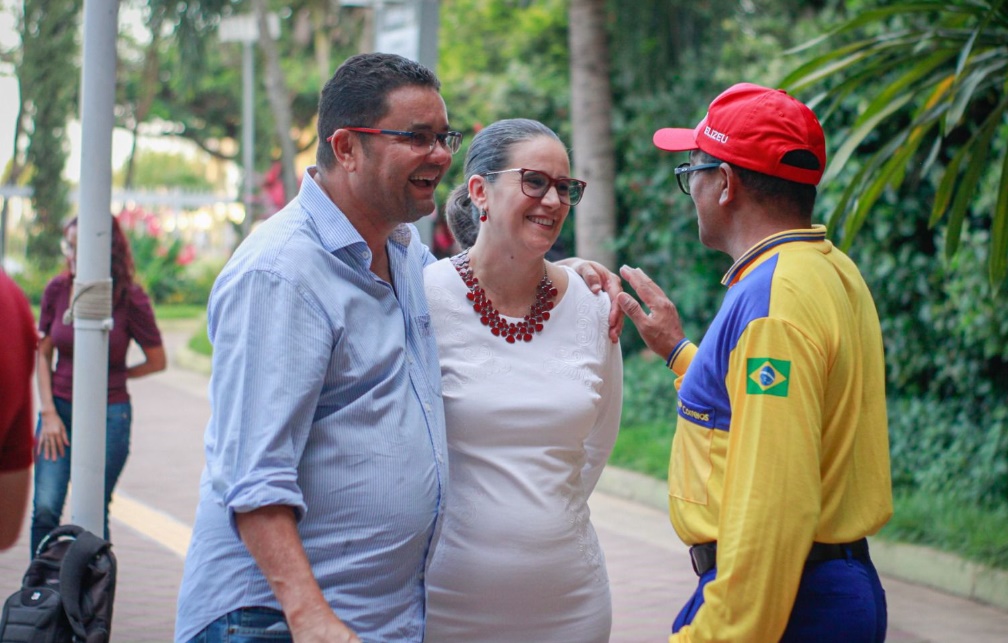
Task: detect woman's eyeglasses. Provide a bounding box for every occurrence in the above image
[330,127,463,155]
[60,238,76,257]
[483,168,587,206]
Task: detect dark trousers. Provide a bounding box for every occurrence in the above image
[673,555,887,642]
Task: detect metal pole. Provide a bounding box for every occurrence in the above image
[242,41,255,238]
[71,0,118,536]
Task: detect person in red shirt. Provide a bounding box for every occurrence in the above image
[0,270,37,550]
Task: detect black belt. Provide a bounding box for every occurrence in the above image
[688,538,870,577]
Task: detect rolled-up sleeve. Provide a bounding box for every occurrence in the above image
[205,268,334,532]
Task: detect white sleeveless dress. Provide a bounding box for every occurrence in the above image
[423,259,623,643]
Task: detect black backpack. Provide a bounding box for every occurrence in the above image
[0,525,117,643]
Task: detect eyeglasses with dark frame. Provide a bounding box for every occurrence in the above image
[482,168,587,206]
[674,162,722,195]
[60,238,76,258]
[328,127,463,155]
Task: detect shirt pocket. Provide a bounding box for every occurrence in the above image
[668,407,715,506]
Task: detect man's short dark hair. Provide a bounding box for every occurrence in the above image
[316,53,441,169]
[697,151,817,218]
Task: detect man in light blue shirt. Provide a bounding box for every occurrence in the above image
[175,53,454,643]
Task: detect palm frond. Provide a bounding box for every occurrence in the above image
[783,0,1008,286]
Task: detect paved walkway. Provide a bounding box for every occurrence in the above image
[2,326,1007,641]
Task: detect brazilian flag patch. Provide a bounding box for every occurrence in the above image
[746,358,790,396]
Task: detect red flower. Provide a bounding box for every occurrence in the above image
[177,244,196,266]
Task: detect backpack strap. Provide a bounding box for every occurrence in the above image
[34,524,84,558]
[58,529,111,641]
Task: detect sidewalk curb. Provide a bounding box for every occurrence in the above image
[173,342,212,376]
[167,318,212,376]
[596,467,1008,613]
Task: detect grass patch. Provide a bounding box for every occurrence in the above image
[187,323,212,356]
[879,491,1008,570]
[154,303,206,320]
[609,421,673,480]
[613,430,1008,570]
[614,426,1008,570]
[29,302,203,324]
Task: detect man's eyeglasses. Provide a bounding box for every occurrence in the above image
[482,168,587,206]
[329,127,463,155]
[674,162,721,195]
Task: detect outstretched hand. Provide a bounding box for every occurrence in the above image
[617,265,686,359]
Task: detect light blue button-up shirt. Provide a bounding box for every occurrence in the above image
[175,169,447,643]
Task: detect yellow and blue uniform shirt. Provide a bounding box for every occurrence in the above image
[666,226,893,643]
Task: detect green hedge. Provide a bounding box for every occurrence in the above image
[616,351,1008,570]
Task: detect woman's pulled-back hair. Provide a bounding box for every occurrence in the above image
[445,118,562,250]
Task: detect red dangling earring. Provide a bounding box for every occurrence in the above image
[479,208,488,222]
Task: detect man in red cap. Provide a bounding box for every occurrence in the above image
[617,83,892,642]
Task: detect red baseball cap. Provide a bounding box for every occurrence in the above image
[653,83,826,186]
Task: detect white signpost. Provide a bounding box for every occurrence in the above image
[370,0,439,73]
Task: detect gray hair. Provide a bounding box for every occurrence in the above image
[445,118,563,249]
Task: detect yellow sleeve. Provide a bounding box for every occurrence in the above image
[668,339,698,378]
[671,317,826,642]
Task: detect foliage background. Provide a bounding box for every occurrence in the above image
[4,0,1006,566]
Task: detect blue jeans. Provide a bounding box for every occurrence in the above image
[673,553,887,642]
[30,397,132,555]
[185,607,292,642]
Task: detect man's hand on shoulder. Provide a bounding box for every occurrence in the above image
[559,257,625,342]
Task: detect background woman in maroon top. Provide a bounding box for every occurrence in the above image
[31,215,166,555]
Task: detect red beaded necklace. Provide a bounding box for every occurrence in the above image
[451,250,557,343]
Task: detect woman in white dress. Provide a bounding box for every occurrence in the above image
[424,118,623,642]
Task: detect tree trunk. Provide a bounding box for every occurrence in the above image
[311,3,331,82]
[21,0,80,269]
[0,94,25,266]
[124,123,140,190]
[252,0,299,203]
[568,0,616,268]
[124,10,165,190]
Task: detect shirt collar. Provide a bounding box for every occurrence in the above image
[298,166,415,253]
[721,224,827,287]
